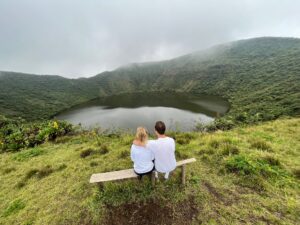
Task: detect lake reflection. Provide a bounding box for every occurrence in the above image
[56,92,229,131]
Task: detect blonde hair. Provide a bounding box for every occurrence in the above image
[135,127,148,145]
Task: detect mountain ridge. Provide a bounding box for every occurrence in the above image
[0,37,299,122]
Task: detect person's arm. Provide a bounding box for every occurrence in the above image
[130,146,135,162]
[172,138,176,152]
[147,140,156,160]
[151,149,155,160]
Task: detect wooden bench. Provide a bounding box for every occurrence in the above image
[89,158,196,186]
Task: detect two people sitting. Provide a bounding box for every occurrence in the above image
[130,121,176,180]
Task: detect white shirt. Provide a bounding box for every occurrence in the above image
[130,144,154,174]
[147,137,176,173]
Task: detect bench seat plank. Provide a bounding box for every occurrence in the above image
[90,169,137,183]
[90,158,196,184]
[176,158,196,167]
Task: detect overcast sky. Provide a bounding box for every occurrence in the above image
[0,0,300,78]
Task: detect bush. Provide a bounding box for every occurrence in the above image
[225,155,256,175]
[0,119,73,152]
[225,155,288,178]
[206,118,235,131]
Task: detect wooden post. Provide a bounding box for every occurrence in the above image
[181,165,186,186]
[97,183,104,191]
[151,172,155,186]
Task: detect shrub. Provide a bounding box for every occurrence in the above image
[0,119,73,152]
[225,155,256,175]
[206,118,235,131]
[225,155,289,178]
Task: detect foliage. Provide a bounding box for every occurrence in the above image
[0,118,73,152]
[225,155,288,178]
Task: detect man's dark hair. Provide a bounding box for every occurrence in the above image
[155,121,166,135]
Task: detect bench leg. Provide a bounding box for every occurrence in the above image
[97,183,104,191]
[151,172,156,186]
[181,165,186,186]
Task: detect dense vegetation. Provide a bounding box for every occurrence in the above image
[0,118,299,224]
[0,115,73,152]
[1,37,299,123]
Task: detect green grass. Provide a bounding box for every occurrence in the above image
[0,118,299,224]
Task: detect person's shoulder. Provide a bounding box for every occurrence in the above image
[167,136,175,142]
[146,139,157,148]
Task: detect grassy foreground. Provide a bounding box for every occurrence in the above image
[0,118,299,225]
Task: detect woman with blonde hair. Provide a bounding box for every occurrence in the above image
[130,127,154,179]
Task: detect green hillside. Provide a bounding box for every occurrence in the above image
[0,72,101,120]
[1,37,299,123]
[1,118,299,224]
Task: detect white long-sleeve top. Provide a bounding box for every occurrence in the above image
[147,137,176,173]
[130,144,154,174]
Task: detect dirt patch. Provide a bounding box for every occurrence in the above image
[203,181,224,201]
[102,197,199,225]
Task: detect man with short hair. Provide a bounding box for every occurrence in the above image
[147,121,176,179]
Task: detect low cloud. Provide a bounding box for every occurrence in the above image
[0,0,299,78]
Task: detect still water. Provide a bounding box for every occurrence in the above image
[56,92,229,131]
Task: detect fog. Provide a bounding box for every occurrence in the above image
[0,0,299,78]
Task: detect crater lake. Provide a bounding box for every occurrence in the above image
[56,92,229,131]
